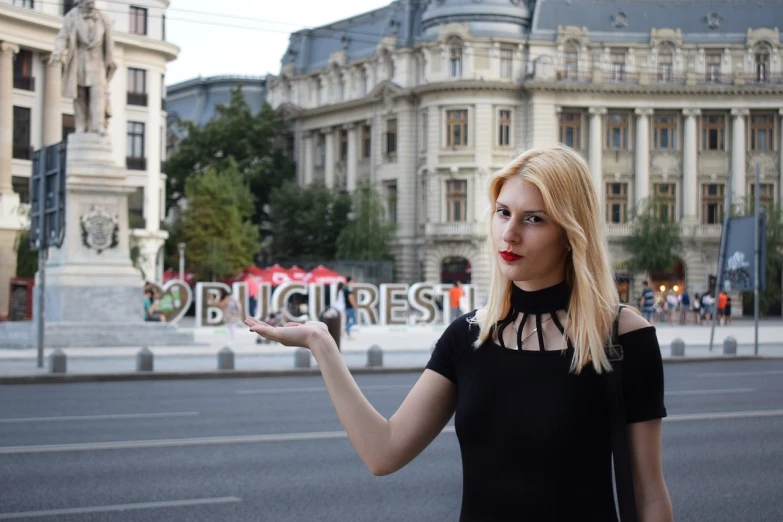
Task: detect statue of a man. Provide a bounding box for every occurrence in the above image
[50,0,117,135]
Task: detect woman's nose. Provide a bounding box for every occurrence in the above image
[501,222,519,244]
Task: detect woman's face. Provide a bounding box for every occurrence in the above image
[491,176,569,291]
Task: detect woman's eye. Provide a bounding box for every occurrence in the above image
[496,208,510,217]
[524,215,543,223]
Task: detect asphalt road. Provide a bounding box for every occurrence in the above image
[0,360,782,521]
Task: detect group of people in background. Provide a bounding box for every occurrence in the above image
[640,281,732,326]
[142,282,166,323]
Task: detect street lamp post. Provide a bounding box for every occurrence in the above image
[178,242,186,281]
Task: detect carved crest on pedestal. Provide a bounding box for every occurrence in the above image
[80,205,119,253]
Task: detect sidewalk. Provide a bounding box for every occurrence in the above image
[2,318,782,378]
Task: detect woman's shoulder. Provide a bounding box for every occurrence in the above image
[617,306,653,336]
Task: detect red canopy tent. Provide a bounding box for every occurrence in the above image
[162,268,197,286]
[304,265,346,285]
[287,265,308,281]
[262,264,293,286]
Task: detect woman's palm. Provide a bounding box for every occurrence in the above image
[245,317,328,349]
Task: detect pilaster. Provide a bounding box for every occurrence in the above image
[634,108,653,208]
[682,108,701,222]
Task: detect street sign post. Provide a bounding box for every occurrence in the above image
[29,141,67,368]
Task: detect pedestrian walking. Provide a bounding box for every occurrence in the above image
[449,281,465,322]
[724,296,733,325]
[332,281,347,338]
[678,290,691,325]
[343,277,358,340]
[209,288,242,344]
[640,281,655,324]
[717,291,728,326]
[702,292,715,322]
[246,146,672,522]
[692,293,702,325]
[666,289,678,325]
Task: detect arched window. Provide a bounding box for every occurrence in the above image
[563,41,580,80]
[657,43,675,83]
[449,37,463,78]
[753,44,771,82]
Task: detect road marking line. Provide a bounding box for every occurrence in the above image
[0,412,199,424]
[665,388,754,396]
[0,497,241,520]
[698,370,783,377]
[3,410,781,455]
[236,384,411,395]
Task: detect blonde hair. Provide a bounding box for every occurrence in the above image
[470,146,619,374]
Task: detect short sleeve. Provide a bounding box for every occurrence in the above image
[617,327,668,423]
[426,312,476,385]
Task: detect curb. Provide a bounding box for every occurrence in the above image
[1,356,782,385]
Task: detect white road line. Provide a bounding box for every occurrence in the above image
[236,384,411,395]
[698,370,783,378]
[0,412,199,424]
[665,388,754,396]
[2,410,781,455]
[0,497,241,520]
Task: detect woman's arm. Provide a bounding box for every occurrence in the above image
[629,420,674,522]
[246,318,457,476]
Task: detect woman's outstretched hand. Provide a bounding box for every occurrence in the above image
[245,317,330,350]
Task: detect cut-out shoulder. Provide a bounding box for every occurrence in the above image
[617,305,652,336]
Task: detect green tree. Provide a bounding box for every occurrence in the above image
[336,183,395,261]
[180,163,259,281]
[738,201,783,316]
[623,197,683,276]
[268,182,352,262]
[14,229,38,278]
[165,86,295,232]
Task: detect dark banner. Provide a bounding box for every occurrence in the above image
[721,214,766,292]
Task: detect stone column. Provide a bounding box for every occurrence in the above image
[346,124,358,192]
[146,70,163,232]
[302,132,313,185]
[731,108,749,204]
[634,108,653,208]
[779,109,783,205]
[41,53,63,147]
[324,128,335,189]
[682,108,700,221]
[0,42,19,195]
[588,107,606,211]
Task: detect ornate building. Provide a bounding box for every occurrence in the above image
[0,0,177,317]
[268,0,783,310]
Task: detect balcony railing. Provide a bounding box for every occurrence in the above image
[13,76,35,91]
[12,146,33,160]
[605,223,723,238]
[425,222,484,239]
[554,68,591,83]
[126,156,147,170]
[127,92,148,106]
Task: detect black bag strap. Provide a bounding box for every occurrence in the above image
[605,305,638,522]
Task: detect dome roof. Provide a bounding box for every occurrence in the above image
[421,0,532,34]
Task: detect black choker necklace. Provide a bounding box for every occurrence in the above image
[495,281,571,352]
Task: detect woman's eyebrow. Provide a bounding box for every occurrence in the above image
[496,201,546,214]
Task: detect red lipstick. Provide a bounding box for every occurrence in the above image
[499,251,522,262]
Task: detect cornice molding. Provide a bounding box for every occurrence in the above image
[523,80,783,96]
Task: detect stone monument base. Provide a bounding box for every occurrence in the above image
[0,321,196,349]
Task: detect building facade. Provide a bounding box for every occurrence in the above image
[0,0,178,317]
[268,0,783,309]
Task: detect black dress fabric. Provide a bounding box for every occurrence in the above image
[426,283,667,522]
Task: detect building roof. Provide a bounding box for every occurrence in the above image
[166,75,267,128]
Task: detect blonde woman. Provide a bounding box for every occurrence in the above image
[245,147,673,522]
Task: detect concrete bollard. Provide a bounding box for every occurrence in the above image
[723,336,737,355]
[367,344,383,367]
[670,338,686,357]
[136,347,154,372]
[218,347,235,370]
[294,347,311,368]
[49,349,67,374]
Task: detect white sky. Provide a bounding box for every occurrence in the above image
[165,0,391,85]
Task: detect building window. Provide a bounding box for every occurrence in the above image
[162,13,166,41]
[701,114,725,151]
[500,48,513,79]
[605,183,628,223]
[339,129,348,162]
[315,134,325,167]
[754,49,770,82]
[446,109,469,148]
[446,180,467,222]
[12,106,31,160]
[701,184,724,224]
[653,183,676,221]
[653,113,677,151]
[562,43,579,80]
[657,47,674,82]
[421,110,428,152]
[63,0,76,14]
[62,114,75,140]
[750,113,775,151]
[750,183,775,214]
[559,110,581,149]
[12,0,34,8]
[385,119,397,155]
[450,40,463,78]
[610,51,626,82]
[12,50,34,91]
[606,112,629,150]
[129,6,148,35]
[127,68,147,106]
[126,121,146,170]
[128,187,145,229]
[498,109,511,147]
[361,125,371,159]
[706,52,722,83]
[384,182,397,224]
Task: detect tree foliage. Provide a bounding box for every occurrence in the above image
[336,183,395,261]
[165,86,294,231]
[180,164,259,281]
[14,229,37,279]
[739,202,783,316]
[623,198,683,274]
[268,182,352,262]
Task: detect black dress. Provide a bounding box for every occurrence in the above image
[426,282,667,522]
